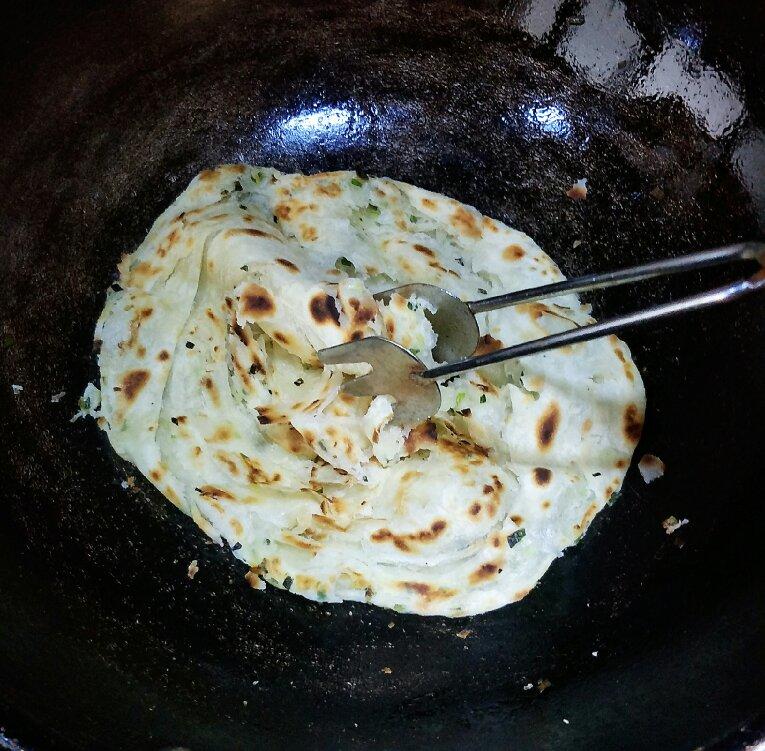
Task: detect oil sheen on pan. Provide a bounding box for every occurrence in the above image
[86,165,645,616]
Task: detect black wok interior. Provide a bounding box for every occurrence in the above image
[1,1,763,749]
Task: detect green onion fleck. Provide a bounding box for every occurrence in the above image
[366,203,380,217]
[410,348,420,356]
[252,170,264,185]
[455,392,466,408]
[283,575,293,591]
[409,214,418,223]
[477,287,488,295]
[78,396,90,411]
[350,177,363,187]
[480,394,487,403]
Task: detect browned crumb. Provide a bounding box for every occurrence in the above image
[456,629,473,639]
[187,559,199,579]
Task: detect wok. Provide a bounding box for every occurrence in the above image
[1,1,763,749]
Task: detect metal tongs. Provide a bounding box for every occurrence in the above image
[318,242,765,424]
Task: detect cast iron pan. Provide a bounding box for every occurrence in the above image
[1,1,763,749]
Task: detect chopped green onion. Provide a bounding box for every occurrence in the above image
[507,528,526,548]
[78,396,90,411]
[407,301,416,311]
[410,348,420,356]
[409,214,418,223]
[480,394,487,403]
[366,203,380,217]
[240,265,249,271]
[477,287,488,295]
[252,170,264,185]
[455,391,466,408]
[350,177,363,187]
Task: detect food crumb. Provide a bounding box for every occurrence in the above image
[387,622,395,629]
[187,559,199,579]
[592,650,599,657]
[537,678,552,693]
[566,178,587,200]
[11,384,23,395]
[573,239,583,248]
[243,700,247,706]
[51,391,66,403]
[563,718,570,725]
[245,570,265,590]
[382,667,392,674]
[663,516,689,535]
[638,454,665,483]
[523,683,534,691]
[120,480,129,490]
[456,629,472,639]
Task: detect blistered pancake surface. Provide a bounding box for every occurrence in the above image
[94,165,645,616]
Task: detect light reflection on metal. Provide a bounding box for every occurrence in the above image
[526,104,571,137]
[636,40,744,138]
[557,0,643,85]
[268,103,370,149]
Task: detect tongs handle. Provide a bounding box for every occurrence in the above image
[424,243,764,380]
[468,241,763,314]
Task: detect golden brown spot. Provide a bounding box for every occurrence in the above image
[615,459,627,469]
[413,243,435,257]
[623,403,643,444]
[301,225,318,242]
[275,203,292,220]
[515,588,531,600]
[474,334,504,356]
[421,197,436,209]
[149,468,163,482]
[157,349,170,362]
[165,487,181,506]
[482,484,494,495]
[604,484,616,500]
[316,182,341,197]
[399,581,457,601]
[276,258,299,273]
[533,467,552,486]
[483,217,499,233]
[198,168,219,183]
[469,562,499,584]
[575,503,599,531]
[122,369,150,402]
[309,293,341,326]
[273,332,290,345]
[451,207,481,239]
[215,451,240,475]
[542,500,551,509]
[503,244,525,261]
[510,514,523,525]
[209,425,233,442]
[197,485,234,500]
[241,284,275,318]
[582,418,593,434]
[230,519,244,536]
[136,346,146,358]
[469,502,482,516]
[201,376,220,407]
[537,402,561,450]
[192,446,202,457]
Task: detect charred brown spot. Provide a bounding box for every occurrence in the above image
[623,403,643,443]
[241,284,275,318]
[349,330,364,341]
[275,204,292,220]
[149,468,163,482]
[510,514,523,525]
[474,334,503,356]
[399,581,456,601]
[482,484,494,495]
[276,258,299,273]
[469,502,482,516]
[533,467,552,486]
[503,244,525,261]
[451,207,482,239]
[197,485,234,500]
[202,376,220,407]
[205,309,217,321]
[405,421,438,453]
[122,369,150,402]
[615,459,627,469]
[469,562,499,584]
[413,243,435,257]
[273,332,290,345]
[537,402,561,450]
[136,346,146,358]
[309,293,341,326]
[157,349,170,362]
[353,304,376,326]
[401,581,430,596]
